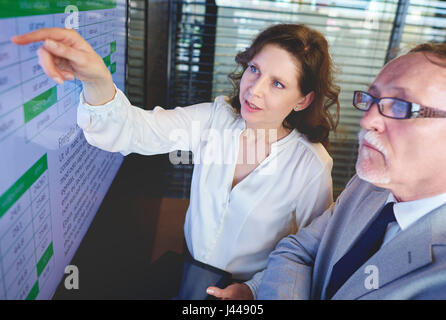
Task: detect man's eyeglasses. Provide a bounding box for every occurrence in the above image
[353,91,446,119]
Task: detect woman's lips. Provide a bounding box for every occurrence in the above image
[243,100,262,112]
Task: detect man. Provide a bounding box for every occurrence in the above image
[257,43,446,299]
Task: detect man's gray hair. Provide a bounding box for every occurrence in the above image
[409,42,446,67]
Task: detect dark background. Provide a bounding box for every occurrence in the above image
[53,0,174,299]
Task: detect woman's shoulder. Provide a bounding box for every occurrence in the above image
[212,95,238,114]
[293,133,333,168]
[207,95,241,125]
[178,95,236,125]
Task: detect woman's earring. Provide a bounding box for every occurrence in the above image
[294,106,301,112]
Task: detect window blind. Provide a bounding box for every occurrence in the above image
[399,0,446,52]
[167,0,446,199]
[127,0,147,106]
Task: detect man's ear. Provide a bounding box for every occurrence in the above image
[294,91,315,111]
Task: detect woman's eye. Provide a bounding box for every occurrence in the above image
[249,65,257,73]
[273,80,284,89]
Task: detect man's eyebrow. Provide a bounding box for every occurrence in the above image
[367,84,379,95]
[389,86,410,99]
[368,84,409,99]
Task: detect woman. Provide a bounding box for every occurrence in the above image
[12,23,340,299]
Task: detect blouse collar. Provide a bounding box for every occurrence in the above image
[237,117,299,152]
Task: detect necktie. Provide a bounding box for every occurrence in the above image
[325,202,396,299]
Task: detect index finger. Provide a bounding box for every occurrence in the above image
[12,28,70,43]
[11,27,87,50]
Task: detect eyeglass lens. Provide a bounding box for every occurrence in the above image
[354,92,409,119]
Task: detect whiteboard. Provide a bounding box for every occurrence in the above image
[0,0,127,300]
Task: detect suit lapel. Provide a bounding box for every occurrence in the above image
[332,202,446,300]
[329,188,390,273]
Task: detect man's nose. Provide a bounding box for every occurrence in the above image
[359,102,385,132]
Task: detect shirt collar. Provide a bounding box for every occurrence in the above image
[385,192,446,231]
[271,129,298,149]
[237,118,299,151]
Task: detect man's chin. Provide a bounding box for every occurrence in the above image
[355,161,390,186]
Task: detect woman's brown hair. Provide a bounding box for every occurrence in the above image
[228,24,340,149]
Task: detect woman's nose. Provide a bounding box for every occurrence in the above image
[248,76,267,98]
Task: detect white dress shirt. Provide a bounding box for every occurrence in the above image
[382,192,446,246]
[76,87,333,293]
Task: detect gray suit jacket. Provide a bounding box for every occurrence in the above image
[257,175,446,299]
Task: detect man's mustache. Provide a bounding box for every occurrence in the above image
[358,129,388,159]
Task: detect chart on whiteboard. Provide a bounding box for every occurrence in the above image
[0,0,126,299]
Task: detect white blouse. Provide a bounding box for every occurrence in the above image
[77,87,333,296]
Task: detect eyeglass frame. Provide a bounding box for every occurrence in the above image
[352,90,446,119]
